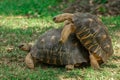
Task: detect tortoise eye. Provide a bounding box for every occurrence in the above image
[18,44,24,48]
[53,17,56,21]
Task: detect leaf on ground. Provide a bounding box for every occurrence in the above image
[0,39,7,43]
[21,25,28,30]
[115,31,120,37]
[6,46,14,52]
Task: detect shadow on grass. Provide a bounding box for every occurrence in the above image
[102,63,118,68]
[112,55,120,60]
[101,54,120,69]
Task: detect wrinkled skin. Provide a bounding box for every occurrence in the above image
[53,12,113,69]
[19,28,89,69]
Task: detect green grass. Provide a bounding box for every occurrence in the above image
[0,0,120,80]
[0,0,62,17]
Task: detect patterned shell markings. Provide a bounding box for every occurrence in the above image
[73,13,114,62]
[30,28,89,65]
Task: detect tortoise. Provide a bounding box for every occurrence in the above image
[19,28,89,69]
[53,12,114,69]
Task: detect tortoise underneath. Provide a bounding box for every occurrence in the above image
[19,28,90,70]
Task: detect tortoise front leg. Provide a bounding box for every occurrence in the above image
[59,23,76,44]
[53,13,73,23]
[89,54,100,69]
[25,53,37,69]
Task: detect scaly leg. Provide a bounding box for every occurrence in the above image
[25,53,36,69]
[89,53,100,69]
[59,23,76,43]
[65,64,74,70]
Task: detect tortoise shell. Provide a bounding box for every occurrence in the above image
[72,13,114,62]
[30,28,89,65]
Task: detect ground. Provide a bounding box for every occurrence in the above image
[0,0,120,80]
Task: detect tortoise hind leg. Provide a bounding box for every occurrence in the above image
[25,53,36,69]
[65,65,74,70]
[89,54,100,69]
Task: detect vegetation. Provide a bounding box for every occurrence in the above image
[0,0,62,17]
[0,0,120,80]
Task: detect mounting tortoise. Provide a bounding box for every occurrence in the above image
[19,28,89,69]
[53,12,114,69]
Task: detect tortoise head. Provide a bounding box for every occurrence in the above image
[18,43,32,52]
[53,13,74,23]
